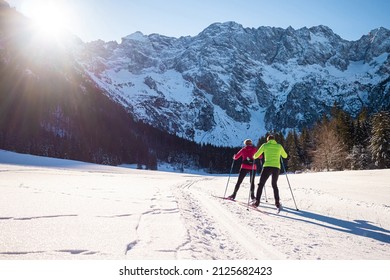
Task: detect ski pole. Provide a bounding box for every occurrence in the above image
[280,157,299,210]
[223,158,235,198]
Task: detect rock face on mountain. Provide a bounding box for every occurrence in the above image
[76,22,390,147]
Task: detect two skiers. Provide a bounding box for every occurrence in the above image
[228,135,288,211]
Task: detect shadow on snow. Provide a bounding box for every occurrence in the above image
[266,206,390,244]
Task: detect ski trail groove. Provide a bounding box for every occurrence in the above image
[173,178,286,259]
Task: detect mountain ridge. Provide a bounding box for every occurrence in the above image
[77,22,390,146]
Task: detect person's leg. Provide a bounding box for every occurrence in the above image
[230,169,249,199]
[249,169,256,200]
[270,167,281,207]
[255,167,272,206]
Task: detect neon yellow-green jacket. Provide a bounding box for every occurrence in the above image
[253,139,288,169]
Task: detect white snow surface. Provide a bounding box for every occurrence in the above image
[0,150,389,260]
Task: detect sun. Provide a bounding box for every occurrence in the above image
[27,1,73,39]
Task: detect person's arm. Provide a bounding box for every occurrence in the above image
[233,148,244,160]
[280,145,288,159]
[253,145,264,159]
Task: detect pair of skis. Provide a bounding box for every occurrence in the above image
[215,195,282,214]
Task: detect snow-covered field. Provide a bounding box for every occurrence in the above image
[1,149,389,261]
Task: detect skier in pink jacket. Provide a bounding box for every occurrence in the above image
[227,139,262,201]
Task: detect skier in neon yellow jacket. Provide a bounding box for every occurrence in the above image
[252,135,288,209]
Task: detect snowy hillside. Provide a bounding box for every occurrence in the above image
[0,149,389,261]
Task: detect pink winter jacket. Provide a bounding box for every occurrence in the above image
[233,145,261,170]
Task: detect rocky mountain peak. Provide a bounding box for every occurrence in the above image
[76,23,390,147]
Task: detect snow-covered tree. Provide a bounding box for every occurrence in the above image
[348,144,371,170]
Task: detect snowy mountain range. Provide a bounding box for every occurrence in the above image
[76,22,390,147]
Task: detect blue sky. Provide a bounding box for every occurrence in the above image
[7,0,390,42]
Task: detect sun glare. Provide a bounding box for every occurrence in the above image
[26,1,74,40]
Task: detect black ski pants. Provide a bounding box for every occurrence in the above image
[255,167,280,206]
[231,168,256,199]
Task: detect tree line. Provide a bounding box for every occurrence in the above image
[265,105,390,172]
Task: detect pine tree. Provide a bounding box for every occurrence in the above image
[285,130,301,172]
[355,107,371,146]
[369,111,390,169]
[348,144,371,170]
[299,127,314,169]
[330,103,354,151]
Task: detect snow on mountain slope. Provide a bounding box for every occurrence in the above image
[76,23,390,147]
[0,150,389,261]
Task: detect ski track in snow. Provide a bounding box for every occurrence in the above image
[172,177,286,259]
[0,154,389,260]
